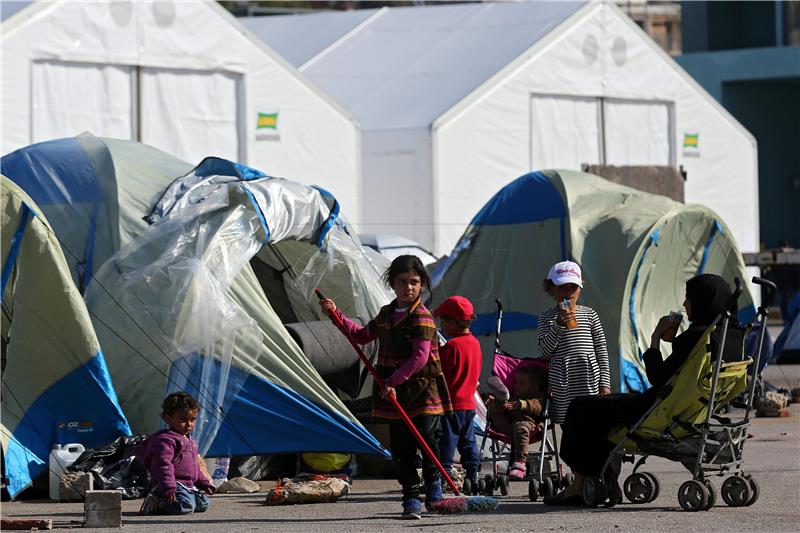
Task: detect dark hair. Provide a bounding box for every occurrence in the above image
[542,278,556,296]
[441,316,474,330]
[382,255,431,291]
[162,391,200,416]
[516,365,546,387]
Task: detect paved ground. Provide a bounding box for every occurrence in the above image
[3,366,799,532]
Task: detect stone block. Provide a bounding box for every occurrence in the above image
[84,490,122,528]
[59,470,93,501]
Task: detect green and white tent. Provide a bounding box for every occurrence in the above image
[2,135,390,471]
[431,170,755,392]
[1,176,131,498]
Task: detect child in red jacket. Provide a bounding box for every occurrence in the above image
[434,296,483,490]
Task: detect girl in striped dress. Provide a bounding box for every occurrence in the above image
[537,261,610,424]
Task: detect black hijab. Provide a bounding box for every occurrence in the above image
[685,274,734,326]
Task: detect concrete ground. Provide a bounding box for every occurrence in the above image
[2,366,799,532]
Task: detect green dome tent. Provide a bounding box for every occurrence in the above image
[2,136,390,469]
[431,170,755,392]
[1,176,131,498]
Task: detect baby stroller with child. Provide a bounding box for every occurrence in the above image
[475,299,572,501]
[584,277,775,511]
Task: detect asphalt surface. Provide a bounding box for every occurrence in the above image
[3,366,799,532]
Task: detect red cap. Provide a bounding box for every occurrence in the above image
[433,296,475,321]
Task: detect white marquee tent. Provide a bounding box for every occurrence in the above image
[0,0,364,225]
[243,1,759,258]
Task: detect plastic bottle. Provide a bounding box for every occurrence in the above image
[662,311,683,342]
[560,298,577,329]
[49,443,85,500]
[207,457,230,488]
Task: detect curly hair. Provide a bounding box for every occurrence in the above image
[161,391,200,416]
[542,278,557,297]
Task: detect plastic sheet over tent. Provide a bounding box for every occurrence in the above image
[1,177,131,498]
[431,170,755,393]
[3,137,390,460]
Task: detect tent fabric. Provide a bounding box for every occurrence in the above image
[2,0,364,229]
[240,9,378,67]
[293,1,584,131]
[1,176,131,499]
[431,170,755,393]
[3,136,390,466]
[247,2,758,264]
[774,296,800,363]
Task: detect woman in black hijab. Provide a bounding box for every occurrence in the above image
[544,274,743,506]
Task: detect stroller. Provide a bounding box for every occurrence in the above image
[584,276,775,511]
[476,299,572,501]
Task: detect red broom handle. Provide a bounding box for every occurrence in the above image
[315,289,460,495]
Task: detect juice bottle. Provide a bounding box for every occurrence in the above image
[560,298,577,329]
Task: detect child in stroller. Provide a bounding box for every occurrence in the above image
[476,300,572,501]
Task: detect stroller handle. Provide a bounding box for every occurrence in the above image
[751,276,777,295]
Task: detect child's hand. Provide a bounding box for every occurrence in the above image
[556,306,576,327]
[599,386,611,396]
[380,386,396,400]
[167,491,177,502]
[319,298,337,314]
[504,400,522,411]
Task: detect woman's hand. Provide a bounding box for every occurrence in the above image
[599,386,611,396]
[380,386,396,400]
[650,315,674,349]
[319,298,337,314]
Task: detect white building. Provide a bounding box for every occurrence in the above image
[243,1,758,256]
[1,0,364,225]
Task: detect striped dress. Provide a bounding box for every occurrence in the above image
[537,305,610,423]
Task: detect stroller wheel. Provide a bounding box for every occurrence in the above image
[702,480,716,510]
[463,478,473,496]
[643,472,660,502]
[498,474,509,496]
[528,479,539,502]
[478,477,487,495]
[485,473,496,495]
[542,476,555,498]
[678,480,709,512]
[744,476,759,506]
[562,471,575,489]
[721,476,752,507]
[581,477,607,507]
[623,473,654,504]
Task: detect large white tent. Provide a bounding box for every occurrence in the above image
[0,0,364,225]
[243,1,759,258]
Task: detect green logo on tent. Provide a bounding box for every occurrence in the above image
[683,133,699,149]
[257,112,278,130]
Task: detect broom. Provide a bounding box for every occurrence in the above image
[315,289,498,514]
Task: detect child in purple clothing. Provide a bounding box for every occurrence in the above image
[136,392,215,515]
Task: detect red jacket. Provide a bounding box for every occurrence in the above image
[439,333,483,410]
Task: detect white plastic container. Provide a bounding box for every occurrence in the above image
[49,443,85,500]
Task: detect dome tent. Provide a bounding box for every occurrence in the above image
[2,136,389,468]
[1,176,131,498]
[431,170,755,392]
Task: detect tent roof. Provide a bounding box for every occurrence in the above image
[247,1,585,131]
[240,9,378,67]
[0,1,30,22]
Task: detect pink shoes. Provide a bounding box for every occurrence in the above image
[508,461,526,480]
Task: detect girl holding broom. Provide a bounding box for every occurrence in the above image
[318,255,453,520]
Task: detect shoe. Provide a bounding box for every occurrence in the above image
[487,376,510,403]
[542,491,585,506]
[139,493,159,516]
[508,461,526,481]
[401,498,423,519]
[424,478,443,511]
